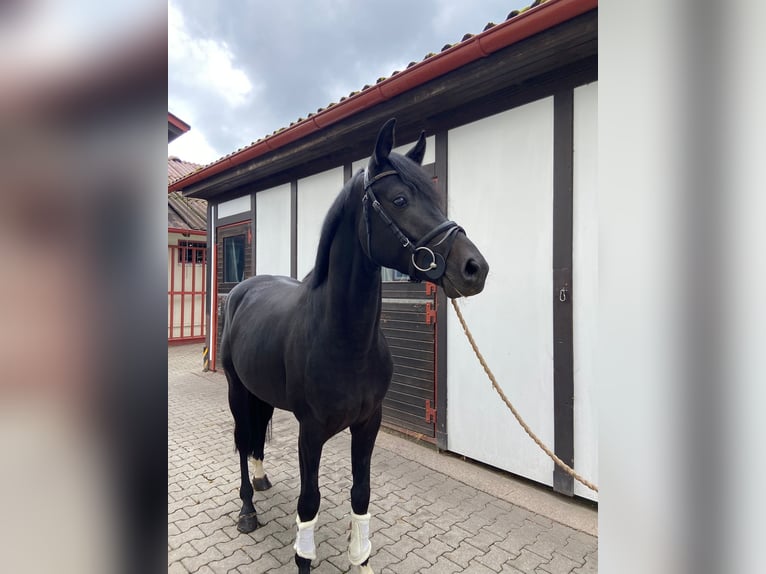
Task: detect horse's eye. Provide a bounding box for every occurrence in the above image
[392,196,408,208]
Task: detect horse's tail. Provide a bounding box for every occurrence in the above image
[225,363,272,457]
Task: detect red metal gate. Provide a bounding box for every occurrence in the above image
[168,243,207,343]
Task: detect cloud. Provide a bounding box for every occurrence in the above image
[169,1,254,109]
[169,0,529,162]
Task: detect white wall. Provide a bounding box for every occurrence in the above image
[573,82,598,501]
[446,98,555,486]
[296,167,345,279]
[217,195,251,219]
[256,184,291,276]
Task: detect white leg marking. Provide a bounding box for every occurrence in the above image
[252,458,265,479]
[348,512,372,566]
[293,514,318,560]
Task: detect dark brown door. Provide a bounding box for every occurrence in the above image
[380,274,438,441]
[215,220,252,370]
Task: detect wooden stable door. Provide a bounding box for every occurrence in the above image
[214,220,253,370]
[380,277,439,441]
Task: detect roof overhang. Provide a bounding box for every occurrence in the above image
[173,0,597,201]
[168,112,191,143]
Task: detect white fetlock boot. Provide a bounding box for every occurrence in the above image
[347,512,372,566]
[293,514,318,560]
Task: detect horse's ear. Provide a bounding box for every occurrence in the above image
[372,118,396,168]
[405,131,427,165]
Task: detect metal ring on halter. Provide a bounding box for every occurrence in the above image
[411,246,438,272]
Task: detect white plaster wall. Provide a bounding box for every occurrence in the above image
[446,98,555,486]
[351,135,436,173]
[296,167,345,279]
[256,184,291,277]
[217,195,251,219]
[572,82,598,501]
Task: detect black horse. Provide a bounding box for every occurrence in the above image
[220,118,488,573]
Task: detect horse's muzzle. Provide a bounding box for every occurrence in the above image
[443,241,489,298]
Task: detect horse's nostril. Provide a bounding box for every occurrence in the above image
[464,258,481,279]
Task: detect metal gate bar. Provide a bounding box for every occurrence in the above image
[168,244,208,343]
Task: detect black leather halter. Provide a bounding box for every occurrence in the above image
[362,168,463,281]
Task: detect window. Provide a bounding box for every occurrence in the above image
[177,240,206,264]
[382,268,410,282]
[223,235,246,283]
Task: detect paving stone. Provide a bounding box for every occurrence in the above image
[169,525,207,550]
[436,524,473,550]
[443,540,484,568]
[464,561,500,574]
[208,549,251,573]
[419,555,463,574]
[241,534,282,562]
[572,551,598,574]
[558,537,592,564]
[386,551,431,574]
[191,529,232,553]
[507,547,550,573]
[412,536,453,564]
[168,541,200,565]
[168,345,598,574]
[180,546,225,573]
[475,544,517,572]
[526,535,560,561]
[537,551,582,574]
[466,525,504,551]
[380,532,424,560]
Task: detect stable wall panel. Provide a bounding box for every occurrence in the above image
[256,184,291,277]
[217,195,250,219]
[296,167,344,280]
[572,81,599,501]
[446,98,555,486]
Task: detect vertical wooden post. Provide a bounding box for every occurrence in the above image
[552,90,575,496]
[290,181,298,279]
[434,130,449,451]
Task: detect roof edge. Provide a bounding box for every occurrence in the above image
[168,112,191,133]
[169,0,596,193]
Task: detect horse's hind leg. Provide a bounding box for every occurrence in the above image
[224,365,259,533]
[249,394,274,491]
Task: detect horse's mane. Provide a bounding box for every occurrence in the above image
[306,173,358,289]
[306,153,434,289]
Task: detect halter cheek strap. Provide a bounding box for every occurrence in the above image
[362,168,463,281]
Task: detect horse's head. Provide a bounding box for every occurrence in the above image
[359,118,488,298]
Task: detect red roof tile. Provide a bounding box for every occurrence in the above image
[168,157,207,231]
[171,0,595,192]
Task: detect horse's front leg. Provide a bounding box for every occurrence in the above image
[348,406,382,574]
[293,419,327,574]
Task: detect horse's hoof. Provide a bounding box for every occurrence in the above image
[359,564,374,574]
[237,511,259,533]
[253,474,272,491]
[295,554,311,573]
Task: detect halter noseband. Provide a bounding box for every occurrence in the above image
[362,168,463,281]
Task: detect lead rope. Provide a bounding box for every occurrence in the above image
[450,298,599,493]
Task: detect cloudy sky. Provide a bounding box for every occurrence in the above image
[168,0,529,166]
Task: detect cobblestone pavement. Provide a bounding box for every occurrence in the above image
[169,344,597,573]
